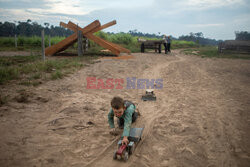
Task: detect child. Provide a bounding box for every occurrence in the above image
[108,96,138,145]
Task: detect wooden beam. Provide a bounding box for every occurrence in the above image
[45,33,77,56]
[67,21,121,55]
[90,20,130,54]
[85,33,120,56]
[67,21,129,55]
[45,20,101,56]
[90,20,116,33]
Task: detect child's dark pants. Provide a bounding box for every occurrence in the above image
[117,112,138,129]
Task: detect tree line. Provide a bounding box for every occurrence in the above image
[178,32,222,45]
[1,20,249,45]
[235,31,250,41]
[0,20,73,37]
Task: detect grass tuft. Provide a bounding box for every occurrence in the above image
[0,55,98,84]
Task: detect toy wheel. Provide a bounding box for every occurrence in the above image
[113,151,117,160]
[123,151,129,162]
[129,144,135,155]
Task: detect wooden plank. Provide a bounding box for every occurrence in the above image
[88,21,131,53]
[67,21,120,55]
[67,21,127,55]
[90,20,116,33]
[85,33,120,55]
[45,20,100,56]
[45,33,77,56]
[111,43,131,54]
[90,21,130,54]
[60,22,68,28]
[62,21,119,55]
[59,20,130,55]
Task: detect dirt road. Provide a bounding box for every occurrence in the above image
[0,50,250,167]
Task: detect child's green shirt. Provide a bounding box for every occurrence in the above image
[108,105,136,137]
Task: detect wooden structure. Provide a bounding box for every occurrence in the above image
[218,40,250,54]
[45,20,131,56]
[138,39,165,53]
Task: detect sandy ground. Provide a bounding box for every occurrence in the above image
[0,50,250,167]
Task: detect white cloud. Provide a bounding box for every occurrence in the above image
[0,8,81,25]
[153,0,245,13]
[187,23,224,28]
[27,0,155,16]
[187,0,244,9]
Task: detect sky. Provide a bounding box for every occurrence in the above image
[0,0,250,40]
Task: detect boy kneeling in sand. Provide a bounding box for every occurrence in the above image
[108,96,138,145]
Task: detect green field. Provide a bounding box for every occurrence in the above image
[182,46,250,59]
[0,32,197,53]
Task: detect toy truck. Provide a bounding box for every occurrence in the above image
[113,127,144,161]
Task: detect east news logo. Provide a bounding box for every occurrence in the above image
[86,77,163,89]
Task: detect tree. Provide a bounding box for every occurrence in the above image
[27,19,32,23]
[44,22,50,27]
[194,32,203,38]
[235,31,250,40]
[0,20,73,37]
[179,32,219,45]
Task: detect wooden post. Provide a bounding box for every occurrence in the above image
[77,29,83,56]
[85,38,88,51]
[15,34,17,48]
[41,30,45,61]
[218,42,222,54]
[49,35,51,47]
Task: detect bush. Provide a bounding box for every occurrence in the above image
[108,33,136,45]
[172,40,198,49]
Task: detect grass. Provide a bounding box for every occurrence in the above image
[182,46,250,59]
[171,40,198,49]
[1,34,198,53]
[0,55,98,85]
[51,70,63,80]
[0,36,65,47]
[0,55,40,66]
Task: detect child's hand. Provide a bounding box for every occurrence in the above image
[122,136,129,145]
[109,128,119,136]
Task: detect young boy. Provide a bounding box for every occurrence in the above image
[108,96,138,145]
